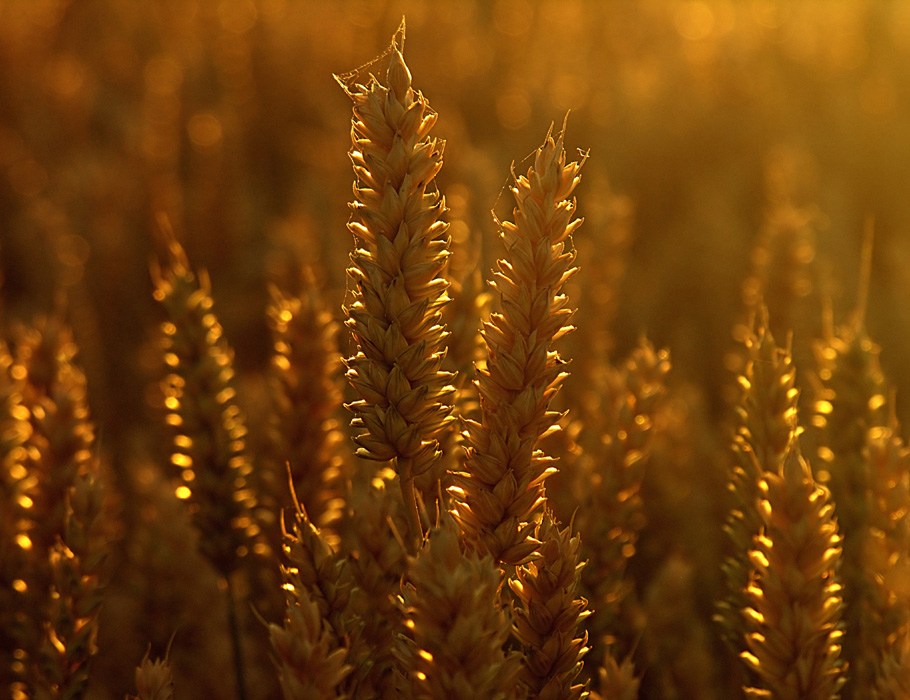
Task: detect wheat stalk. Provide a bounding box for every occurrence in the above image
[451,123,585,566]
[337,24,455,549]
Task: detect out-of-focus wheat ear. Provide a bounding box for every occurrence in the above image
[509,510,590,700]
[0,339,33,698]
[341,471,408,698]
[716,306,798,653]
[861,411,910,693]
[591,650,639,700]
[130,652,175,700]
[265,270,349,547]
[10,312,101,696]
[739,200,821,353]
[872,631,910,700]
[150,217,259,579]
[450,123,586,567]
[394,513,520,700]
[35,471,107,700]
[806,318,886,694]
[741,440,846,700]
[575,338,668,668]
[337,24,456,550]
[150,217,259,700]
[641,553,724,700]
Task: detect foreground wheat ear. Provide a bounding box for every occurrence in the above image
[336,26,455,549]
[451,124,586,566]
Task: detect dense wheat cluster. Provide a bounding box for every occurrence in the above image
[2,2,910,699]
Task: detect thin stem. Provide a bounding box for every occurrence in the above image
[224,575,248,700]
[399,458,422,553]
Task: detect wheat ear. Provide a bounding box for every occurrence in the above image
[265,272,348,545]
[0,339,32,697]
[337,26,455,549]
[717,306,798,652]
[150,218,259,700]
[130,653,175,700]
[741,440,845,699]
[394,514,520,700]
[808,321,886,693]
[509,510,590,700]
[451,124,585,566]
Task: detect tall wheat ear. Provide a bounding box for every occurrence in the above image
[336,22,455,550]
[451,123,586,567]
[150,217,261,700]
[741,438,845,699]
[394,513,520,700]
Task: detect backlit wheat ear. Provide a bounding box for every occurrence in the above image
[38,472,107,700]
[265,272,348,543]
[741,441,845,700]
[337,27,455,549]
[0,339,32,695]
[151,220,259,579]
[808,321,887,693]
[451,124,586,567]
[717,306,798,652]
[509,510,590,700]
[10,313,104,698]
[860,412,910,693]
[151,219,259,700]
[394,514,520,700]
[578,338,668,666]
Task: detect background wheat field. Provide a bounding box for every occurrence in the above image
[3,1,910,699]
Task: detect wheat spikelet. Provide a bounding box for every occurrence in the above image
[509,510,590,700]
[741,441,845,700]
[337,25,455,548]
[265,272,348,542]
[451,124,585,566]
[394,514,519,700]
[717,307,798,652]
[151,221,259,578]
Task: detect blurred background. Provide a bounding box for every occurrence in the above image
[1,0,910,695]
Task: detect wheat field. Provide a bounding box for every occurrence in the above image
[2,1,910,699]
